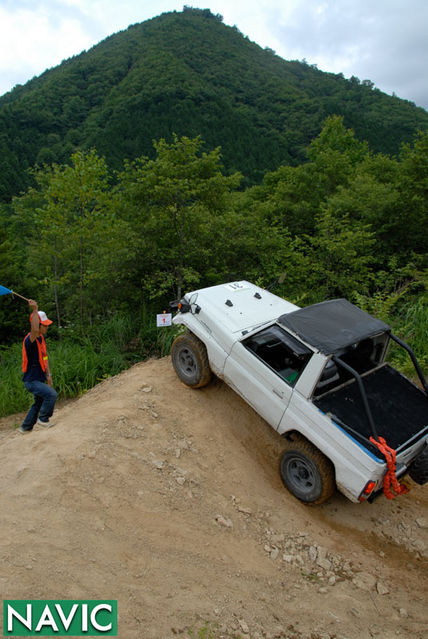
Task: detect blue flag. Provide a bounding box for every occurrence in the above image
[0,285,12,296]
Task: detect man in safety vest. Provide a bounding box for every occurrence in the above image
[19,299,57,433]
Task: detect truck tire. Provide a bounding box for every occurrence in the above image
[171,333,212,388]
[408,446,428,485]
[279,434,335,504]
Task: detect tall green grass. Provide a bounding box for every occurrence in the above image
[387,296,428,378]
[0,342,31,416]
[0,312,180,418]
[354,289,427,381]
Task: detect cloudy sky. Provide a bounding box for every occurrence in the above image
[1,0,427,110]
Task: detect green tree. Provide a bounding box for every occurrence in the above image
[305,116,370,196]
[304,206,375,300]
[248,116,372,237]
[13,150,136,326]
[227,189,309,299]
[397,130,428,259]
[119,135,242,299]
[0,226,23,343]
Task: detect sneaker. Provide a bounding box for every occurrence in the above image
[18,426,32,434]
[37,418,54,428]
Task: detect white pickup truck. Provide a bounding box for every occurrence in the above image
[170,281,428,504]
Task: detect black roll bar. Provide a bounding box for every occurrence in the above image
[390,333,428,396]
[332,356,379,441]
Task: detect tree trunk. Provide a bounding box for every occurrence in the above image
[80,235,84,325]
[173,204,184,300]
[53,241,61,328]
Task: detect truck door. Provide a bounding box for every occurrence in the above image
[224,324,312,429]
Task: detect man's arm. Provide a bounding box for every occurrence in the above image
[28,299,39,342]
[45,364,53,386]
[27,299,53,385]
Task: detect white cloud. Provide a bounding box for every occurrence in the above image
[0,5,95,87]
[264,0,428,107]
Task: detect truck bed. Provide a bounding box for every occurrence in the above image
[314,364,428,451]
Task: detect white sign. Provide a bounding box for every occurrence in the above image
[156,313,172,327]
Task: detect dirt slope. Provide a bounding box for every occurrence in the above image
[0,357,427,639]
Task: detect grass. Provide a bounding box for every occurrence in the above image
[186,621,227,639]
[0,343,31,415]
[355,289,428,381]
[0,312,181,418]
[387,296,428,378]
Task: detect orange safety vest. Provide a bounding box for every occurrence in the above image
[22,333,48,373]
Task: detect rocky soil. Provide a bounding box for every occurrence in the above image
[0,357,427,638]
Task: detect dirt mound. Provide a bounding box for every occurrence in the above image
[1,357,427,639]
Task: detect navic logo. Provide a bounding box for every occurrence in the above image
[3,600,117,636]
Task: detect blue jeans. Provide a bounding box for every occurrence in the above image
[21,381,58,431]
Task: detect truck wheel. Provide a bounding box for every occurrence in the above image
[279,434,335,504]
[171,333,212,388]
[408,446,428,485]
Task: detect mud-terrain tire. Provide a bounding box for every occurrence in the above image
[408,446,428,485]
[171,333,212,388]
[279,433,335,504]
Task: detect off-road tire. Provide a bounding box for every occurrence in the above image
[408,446,428,485]
[279,433,335,504]
[171,333,212,388]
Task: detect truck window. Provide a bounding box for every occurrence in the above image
[243,325,312,386]
[340,338,376,374]
[313,337,383,397]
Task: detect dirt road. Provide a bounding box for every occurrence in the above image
[1,357,427,638]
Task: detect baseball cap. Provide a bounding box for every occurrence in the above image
[29,310,53,326]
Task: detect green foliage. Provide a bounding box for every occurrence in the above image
[354,267,428,378]
[119,135,242,300]
[1,116,427,417]
[392,295,428,375]
[396,130,428,256]
[0,343,30,416]
[8,149,139,327]
[0,225,24,342]
[186,620,224,639]
[303,206,375,300]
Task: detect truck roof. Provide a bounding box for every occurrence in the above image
[278,298,391,355]
[186,281,299,333]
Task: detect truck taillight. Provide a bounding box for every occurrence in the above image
[359,480,377,501]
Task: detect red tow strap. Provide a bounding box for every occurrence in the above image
[369,436,409,500]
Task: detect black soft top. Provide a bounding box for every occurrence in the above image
[278,299,390,355]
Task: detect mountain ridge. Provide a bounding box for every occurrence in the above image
[1,7,427,200]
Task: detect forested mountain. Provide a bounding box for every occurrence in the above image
[1,7,428,201]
